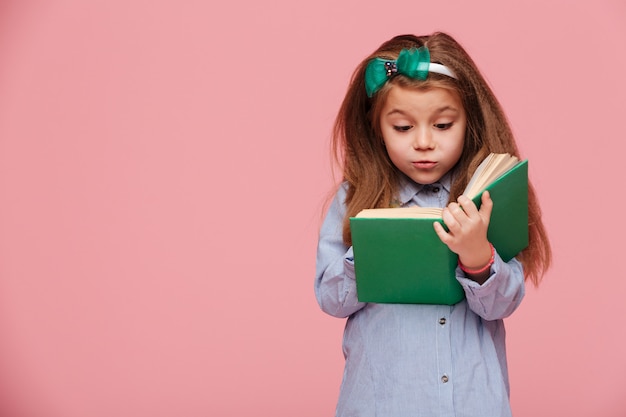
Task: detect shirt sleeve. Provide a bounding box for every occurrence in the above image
[456,253,525,321]
[315,185,367,318]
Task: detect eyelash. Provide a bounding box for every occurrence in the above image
[393,122,454,132]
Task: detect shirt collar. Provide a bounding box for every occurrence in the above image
[395,171,454,206]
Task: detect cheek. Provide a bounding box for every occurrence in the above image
[385,144,407,167]
[380,131,397,152]
[440,135,464,162]
[380,127,393,144]
[452,138,465,161]
[378,134,397,161]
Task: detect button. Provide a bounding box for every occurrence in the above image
[432,187,440,193]
[439,317,446,325]
[441,375,449,383]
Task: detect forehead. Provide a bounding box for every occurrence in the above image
[382,85,464,115]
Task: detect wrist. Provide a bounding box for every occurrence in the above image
[458,243,495,275]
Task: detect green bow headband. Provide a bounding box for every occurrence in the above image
[364,46,457,97]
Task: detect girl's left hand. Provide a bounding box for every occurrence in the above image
[433,191,493,270]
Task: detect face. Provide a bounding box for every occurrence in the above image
[379,85,466,185]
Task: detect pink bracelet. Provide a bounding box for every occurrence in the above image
[458,243,495,275]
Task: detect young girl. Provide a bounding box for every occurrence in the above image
[315,32,551,417]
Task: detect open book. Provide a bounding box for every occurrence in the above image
[350,153,528,305]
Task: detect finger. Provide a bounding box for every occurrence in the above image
[441,207,462,234]
[457,195,479,217]
[447,202,467,221]
[479,191,494,223]
[433,221,452,245]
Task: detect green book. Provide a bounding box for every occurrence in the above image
[349,154,529,305]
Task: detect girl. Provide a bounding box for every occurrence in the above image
[315,32,551,417]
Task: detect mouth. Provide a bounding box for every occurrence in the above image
[412,161,437,169]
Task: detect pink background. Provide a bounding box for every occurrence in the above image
[1,0,625,416]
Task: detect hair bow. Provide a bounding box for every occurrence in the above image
[364,46,455,97]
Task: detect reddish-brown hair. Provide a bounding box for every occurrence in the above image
[331,32,551,285]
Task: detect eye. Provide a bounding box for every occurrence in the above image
[434,122,454,130]
[393,125,413,132]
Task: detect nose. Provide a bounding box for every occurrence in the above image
[412,127,434,150]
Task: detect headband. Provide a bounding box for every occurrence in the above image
[364,46,457,97]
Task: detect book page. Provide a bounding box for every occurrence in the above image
[355,207,443,219]
[463,153,519,198]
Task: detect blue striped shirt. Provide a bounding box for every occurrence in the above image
[315,174,525,417]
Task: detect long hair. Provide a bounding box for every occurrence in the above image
[332,32,551,285]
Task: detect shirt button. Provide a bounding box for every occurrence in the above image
[441,375,449,383]
[439,317,446,325]
[432,187,440,193]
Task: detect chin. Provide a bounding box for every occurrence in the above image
[409,174,442,185]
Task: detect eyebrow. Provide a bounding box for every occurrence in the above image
[385,106,459,117]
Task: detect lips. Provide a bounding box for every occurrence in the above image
[412,161,437,169]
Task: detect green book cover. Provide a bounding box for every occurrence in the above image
[349,159,528,305]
